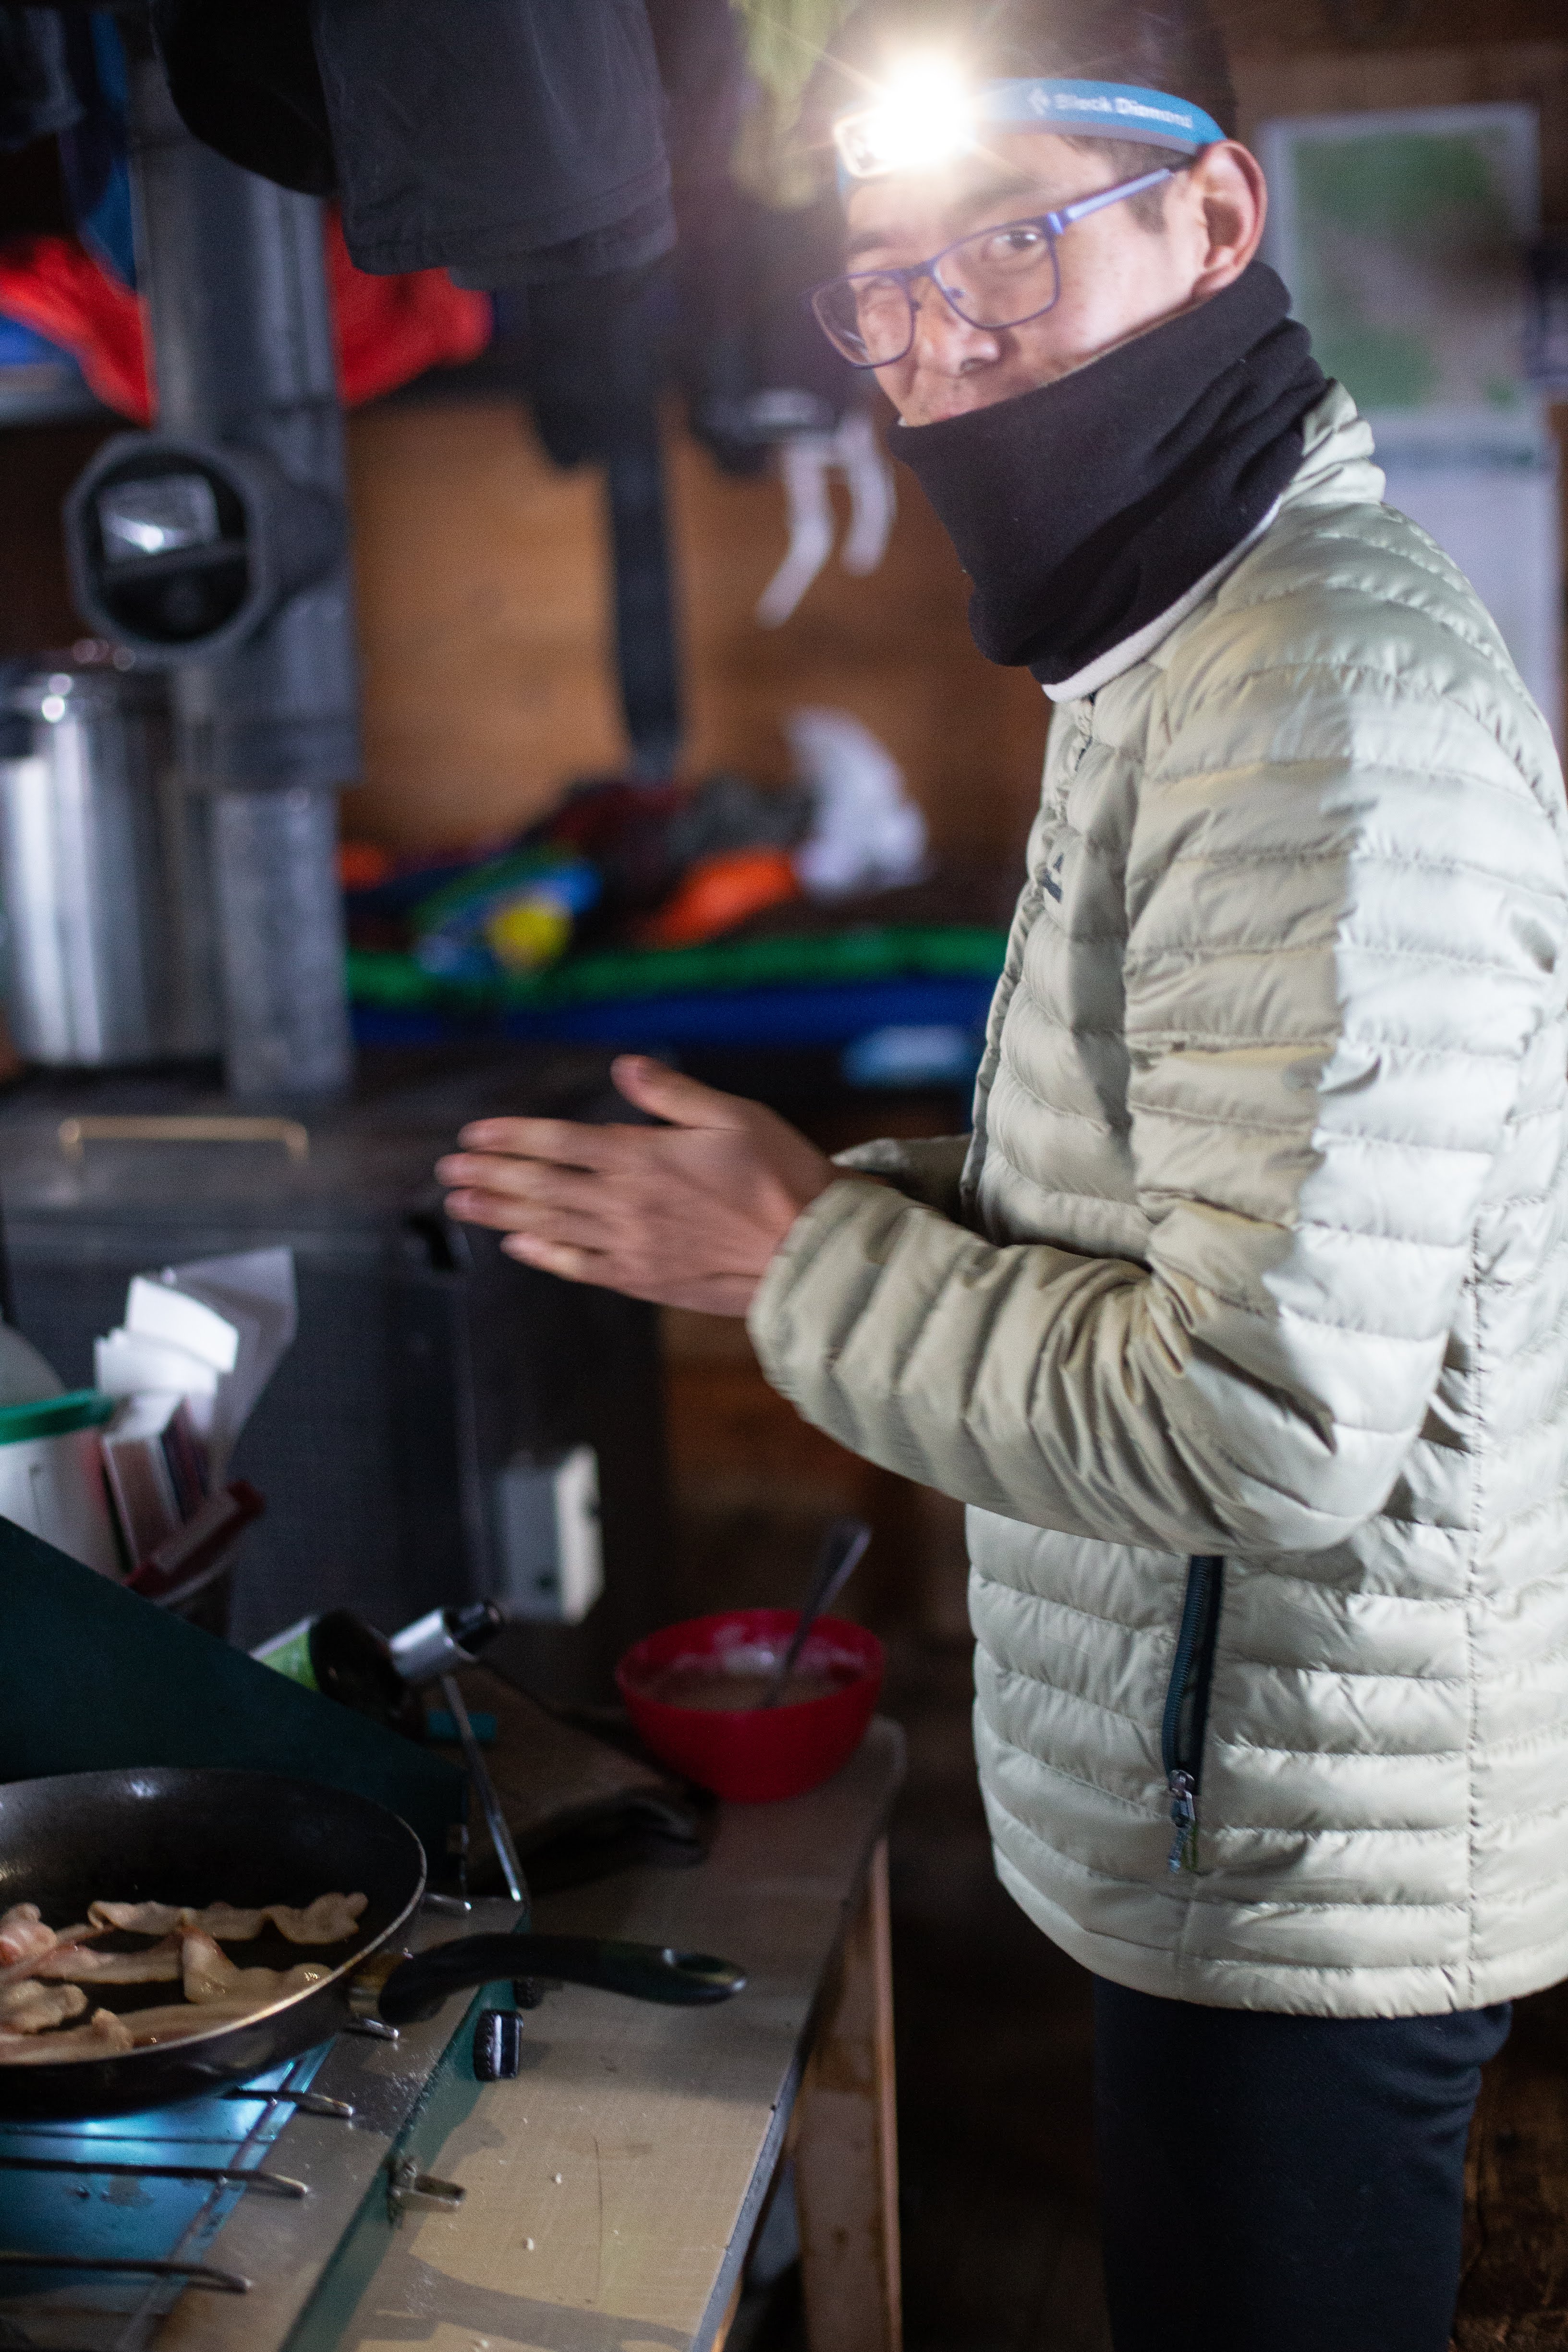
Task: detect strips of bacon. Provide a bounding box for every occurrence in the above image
[0,1891,368,2061]
[0,1904,57,1967]
[179,1932,330,2006]
[0,1922,101,1988]
[0,1981,88,2031]
[33,1934,183,1985]
[0,2009,133,2060]
[86,1893,367,1945]
[115,1998,293,2047]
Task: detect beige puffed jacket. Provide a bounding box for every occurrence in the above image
[748,385,1568,2017]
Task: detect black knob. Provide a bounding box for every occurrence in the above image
[473,2008,524,2082]
[446,1601,506,1655]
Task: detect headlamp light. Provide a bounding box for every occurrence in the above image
[833,59,976,182]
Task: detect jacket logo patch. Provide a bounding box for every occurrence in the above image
[1042,850,1066,903]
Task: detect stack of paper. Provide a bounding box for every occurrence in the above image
[101,1394,208,1563]
[95,1247,298,1485]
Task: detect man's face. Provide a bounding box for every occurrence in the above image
[842,129,1237,426]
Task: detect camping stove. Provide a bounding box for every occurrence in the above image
[0,1898,523,2352]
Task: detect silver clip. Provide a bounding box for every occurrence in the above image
[387,2159,466,2223]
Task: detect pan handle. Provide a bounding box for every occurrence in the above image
[376,1933,745,2025]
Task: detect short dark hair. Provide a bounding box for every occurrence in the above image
[807,0,1237,225]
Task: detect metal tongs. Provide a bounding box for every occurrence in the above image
[389,1602,528,1907]
[438,1673,527,1906]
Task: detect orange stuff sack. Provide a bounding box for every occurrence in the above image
[637,849,802,949]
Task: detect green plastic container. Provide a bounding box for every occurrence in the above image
[0,1387,120,1576]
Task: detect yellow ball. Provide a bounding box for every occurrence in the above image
[485,894,573,974]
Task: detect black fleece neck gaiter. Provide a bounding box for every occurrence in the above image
[892,261,1326,690]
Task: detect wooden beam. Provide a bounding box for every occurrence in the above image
[794,1838,903,2352]
[710,2273,744,2352]
[1216,0,1567,59]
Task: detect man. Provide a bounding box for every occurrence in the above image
[437,5,1568,2345]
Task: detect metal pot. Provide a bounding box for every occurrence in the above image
[0,664,219,1066]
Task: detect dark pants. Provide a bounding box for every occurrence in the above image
[1094,1977,1511,2352]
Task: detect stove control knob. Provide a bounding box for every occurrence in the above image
[474,2007,524,2082]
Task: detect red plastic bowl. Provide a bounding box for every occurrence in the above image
[617,1608,884,1804]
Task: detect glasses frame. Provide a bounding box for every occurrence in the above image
[809,164,1187,368]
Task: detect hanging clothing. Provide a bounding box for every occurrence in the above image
[151,0,674,286]
[56,12,135,286]
[680,189,859,476]
[0,233,143,411]
[0,6,79,153]
[148,0,336,196]
[728,0,855,210]
[0,217,492,419]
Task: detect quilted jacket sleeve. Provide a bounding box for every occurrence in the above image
[748,594,1567,1558]
[831,1134,973,1219]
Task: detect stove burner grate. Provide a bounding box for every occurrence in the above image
[0,2047,345,2352]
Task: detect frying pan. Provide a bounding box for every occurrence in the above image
[0,1768,743,2122]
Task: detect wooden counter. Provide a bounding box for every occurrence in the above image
[336,1718,905,2352]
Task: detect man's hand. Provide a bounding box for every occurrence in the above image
[435,1055,838,1315]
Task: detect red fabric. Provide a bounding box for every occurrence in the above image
[0,215,491,424]
[0,234,150,416]
[325,221,492,405]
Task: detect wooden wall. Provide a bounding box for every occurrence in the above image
[1217,0,1563,63]
[341,402,1049,860]
[1232,40,1568,209]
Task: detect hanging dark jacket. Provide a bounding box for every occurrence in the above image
[151,0,673,283]
[0,4,81,151]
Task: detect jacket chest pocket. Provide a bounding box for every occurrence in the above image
[1033,778,1079,909]
[1161,1555,1225,1874]
[1037,722,1125,926]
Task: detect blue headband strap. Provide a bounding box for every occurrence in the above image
[977,80,1226,153]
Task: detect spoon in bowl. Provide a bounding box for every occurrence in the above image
[757,1515,872,1709]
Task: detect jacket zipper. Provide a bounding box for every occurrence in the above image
[1160,1554,1225,1875]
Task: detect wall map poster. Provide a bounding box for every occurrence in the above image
[1260,102,1562,746]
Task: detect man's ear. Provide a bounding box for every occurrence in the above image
[1188,142,1267,298]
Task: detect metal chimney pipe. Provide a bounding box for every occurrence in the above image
[124,48,355,1099]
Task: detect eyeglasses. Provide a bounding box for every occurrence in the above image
[809,165,1184,367]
